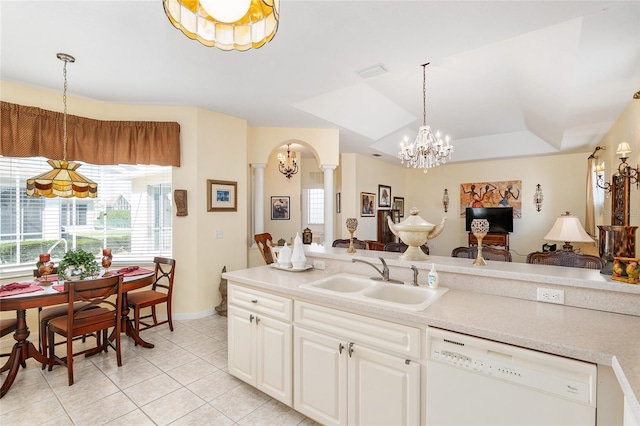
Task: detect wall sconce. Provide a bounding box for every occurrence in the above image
[534,184,543,212]
[277,144,298,179]
[442,188,449,213]
[595,142,639,192]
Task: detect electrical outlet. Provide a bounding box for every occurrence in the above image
[536,288,564,304]
[215,229,223,239]
[313,260,325,270]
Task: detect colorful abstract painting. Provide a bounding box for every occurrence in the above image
[459,180,522,218]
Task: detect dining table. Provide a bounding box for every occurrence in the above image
[0,270,155,398]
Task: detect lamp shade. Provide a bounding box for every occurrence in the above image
[616,142,632,157]
[544,212,593,250]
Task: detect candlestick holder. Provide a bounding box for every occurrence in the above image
[471,219,490,266]
[345,218,358,254]
[101,248,113,275]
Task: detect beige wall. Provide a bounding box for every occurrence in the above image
[1,81,248,318]
[248,127,340,166]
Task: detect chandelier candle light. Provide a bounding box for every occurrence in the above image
[26,53,97,199]
[399,63,453,173]
[278,144,299,179]
[163,0,279,51]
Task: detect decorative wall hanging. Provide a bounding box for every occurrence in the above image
[207,180,237,212]
[174,189,188,216]
[271,196,290,220]
[378,185,391,208]
[459,180,522,218]
[393,197,405,217]
[360,192,375,217]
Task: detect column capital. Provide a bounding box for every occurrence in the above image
[320,164,338,171]
[251,163,267,169]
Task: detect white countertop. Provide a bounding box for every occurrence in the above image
[223,254,640,422]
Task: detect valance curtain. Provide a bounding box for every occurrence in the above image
[0,101,180,167]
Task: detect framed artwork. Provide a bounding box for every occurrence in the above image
[459,180,522,218]
[378,184,391,208]
[336,192,341,213]
[207,180,237,212]
[271,196,290,220]
[360,192,375,217]
[393,196,405,217]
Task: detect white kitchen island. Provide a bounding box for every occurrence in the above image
[223,245,640,426]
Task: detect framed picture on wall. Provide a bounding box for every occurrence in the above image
[393,196,405,217]
[336,192,341,213]
[271,196,290,220]
[378,184,391,208]
[207,180,237,212]
[361,192,375,217]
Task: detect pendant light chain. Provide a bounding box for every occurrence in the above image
[422,62,428,126]
[62,58,68,161]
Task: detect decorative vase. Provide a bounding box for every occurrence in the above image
[345,218,358,254]
[37,253,54,277]
[471,219,490,266]
[101,248,113,274]
[387,208,447,261]
[64,265,87,281]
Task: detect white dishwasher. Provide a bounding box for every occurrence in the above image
[426,327,597,426]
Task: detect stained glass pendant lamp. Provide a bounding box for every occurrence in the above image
[163,0,279,51]
[26,53,98,198]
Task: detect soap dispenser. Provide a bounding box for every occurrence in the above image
[427,264,439,289]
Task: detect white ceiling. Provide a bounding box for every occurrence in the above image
[1,1,639,165]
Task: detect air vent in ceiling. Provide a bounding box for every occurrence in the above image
[356,63,388,79]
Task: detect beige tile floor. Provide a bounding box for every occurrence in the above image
[0,314,318,425]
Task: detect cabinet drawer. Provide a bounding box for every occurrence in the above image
[295,301,421,359]
[229,283,293,321]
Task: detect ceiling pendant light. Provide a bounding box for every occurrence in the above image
[26,53,97,199]
[163,0,279,52]
[398,63,453,173]
[278,144,298,179]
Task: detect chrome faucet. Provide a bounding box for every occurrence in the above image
[410,265,419,286]
[352,257,403,284]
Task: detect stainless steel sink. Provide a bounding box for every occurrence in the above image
[300,273,448,311]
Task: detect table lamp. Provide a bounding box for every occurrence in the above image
[543,211,594,252]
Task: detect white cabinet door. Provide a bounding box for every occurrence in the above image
[228,305,293,405]
[294,327,348,426]
[228,305,256,384]
[348,343,420,426]
[256,314,292,405]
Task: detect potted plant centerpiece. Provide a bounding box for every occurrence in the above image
[57,248,100,281]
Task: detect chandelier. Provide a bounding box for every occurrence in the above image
[399,63,452,173]
[163,0,279,51]
[26,53,98,199]
[278,144,298,179]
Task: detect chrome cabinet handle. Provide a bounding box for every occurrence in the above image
[348,342,354,357]
[249,314,254,323]
[255,317,260,324]
[338,343,344,354]
[251,299,258,303]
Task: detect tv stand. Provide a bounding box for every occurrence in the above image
[469,232,509,250]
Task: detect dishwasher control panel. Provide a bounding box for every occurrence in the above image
[427,327,596,405]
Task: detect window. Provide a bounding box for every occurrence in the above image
[0,156,172,276]
[307,188,324,225]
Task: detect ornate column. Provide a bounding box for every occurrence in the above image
[321,165,337,247]
[251,163,267,241]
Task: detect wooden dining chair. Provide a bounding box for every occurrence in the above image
[1,318,26,373]
[384,242,430,255]
[526,251,604,269]
[255,233,276,265]
[127,257,176,335]
[451,246,512,262]
[47,274,124,385]
[332,238,367,249]
[34,267,98,369]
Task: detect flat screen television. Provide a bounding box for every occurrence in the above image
[465,207,513,233]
